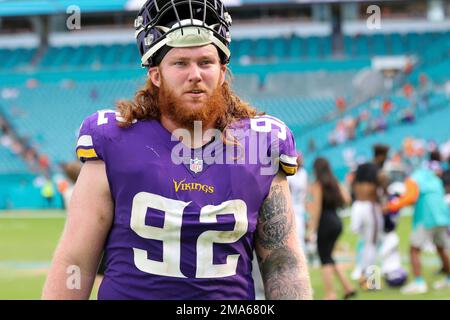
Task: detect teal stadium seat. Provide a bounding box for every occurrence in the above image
[405,32,421,53]
[237,39,252,59]
[1,48,35,70]
[355,35,370,57]
[322,36,333,57]
[287,36,303,59]
[306,36,321,59]
[343,35,354,57]
[271,37,287,59]
[388,33,405,55]
[370,34,387,56]
[229,39,239,60]
[253,38,270,60]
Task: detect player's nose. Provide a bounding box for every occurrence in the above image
[187,64,202,83]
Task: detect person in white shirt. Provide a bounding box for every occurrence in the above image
[288,154,308,250]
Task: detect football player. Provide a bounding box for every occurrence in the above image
[43,0,312,300]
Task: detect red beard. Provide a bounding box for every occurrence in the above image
[158,79,227,130]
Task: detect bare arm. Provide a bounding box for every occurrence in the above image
[339,183,352,207]
[42,161,113,299]
[378,170,390,195]
[255,172,313,300]
[306,182,322,235]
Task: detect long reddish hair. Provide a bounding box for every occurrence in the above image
[116,75,262,131]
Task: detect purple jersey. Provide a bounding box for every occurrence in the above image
[76,110,298,300]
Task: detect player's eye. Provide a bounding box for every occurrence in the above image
[200,60,212,65]
[174,61,186,66]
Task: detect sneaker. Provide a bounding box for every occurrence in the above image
[400,281,428,294]
[432,278,450,290]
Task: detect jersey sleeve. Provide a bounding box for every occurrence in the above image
[278,124,298,176]
[250,115,299,176]
[76,112,104,162]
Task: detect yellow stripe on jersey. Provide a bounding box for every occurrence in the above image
[280,162,297,176]
[77,148,98,159]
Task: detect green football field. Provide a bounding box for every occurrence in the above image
[0,210,449,300]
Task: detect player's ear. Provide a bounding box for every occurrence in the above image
[148,67,161,88]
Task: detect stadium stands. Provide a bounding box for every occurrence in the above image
[38,44,139,69]
[264,71,358,96]
[299,92,450,180]
[0,78,142,164]
[249,95,335,128]
[0,48,36,70]
[0,137,29,174]
[0,31,448,73]
[0,73,337,164]
[0,29,449,209]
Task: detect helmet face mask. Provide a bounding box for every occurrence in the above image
[135,0,232,68]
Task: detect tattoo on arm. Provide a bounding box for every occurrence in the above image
[256,185,292,250]
[255,181,313,300]
[259,248,310,300]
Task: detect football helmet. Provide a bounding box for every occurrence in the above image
[385,268,408,287]
[135,0,233,67]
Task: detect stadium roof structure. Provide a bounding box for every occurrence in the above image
[0,0,401,17]
[0,0,128,17]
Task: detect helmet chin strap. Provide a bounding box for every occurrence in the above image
[141,19,230,67]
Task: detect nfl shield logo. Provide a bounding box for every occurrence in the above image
[190,158,203,173]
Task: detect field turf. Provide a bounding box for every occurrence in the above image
[0,210,449,300]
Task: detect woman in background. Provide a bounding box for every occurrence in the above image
[307,157,356,300]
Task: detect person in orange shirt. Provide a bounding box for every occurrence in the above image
[383,151,450,294]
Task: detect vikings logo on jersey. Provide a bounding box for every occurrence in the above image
[76,110,298,300]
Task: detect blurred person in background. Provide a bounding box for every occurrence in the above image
[418,73,431,112]
[41,177,55,208]
[288,153,308,250]
[384,150,450,294]
[307,157,355,300]
[58,161,82,209]
[350,144,389,288]
[379,156,409,288]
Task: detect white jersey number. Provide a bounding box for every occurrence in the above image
[130,192,248,278]
[97,109,134,125]
[250,116,287,140]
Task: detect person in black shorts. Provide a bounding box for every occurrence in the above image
[307,157,356,299]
